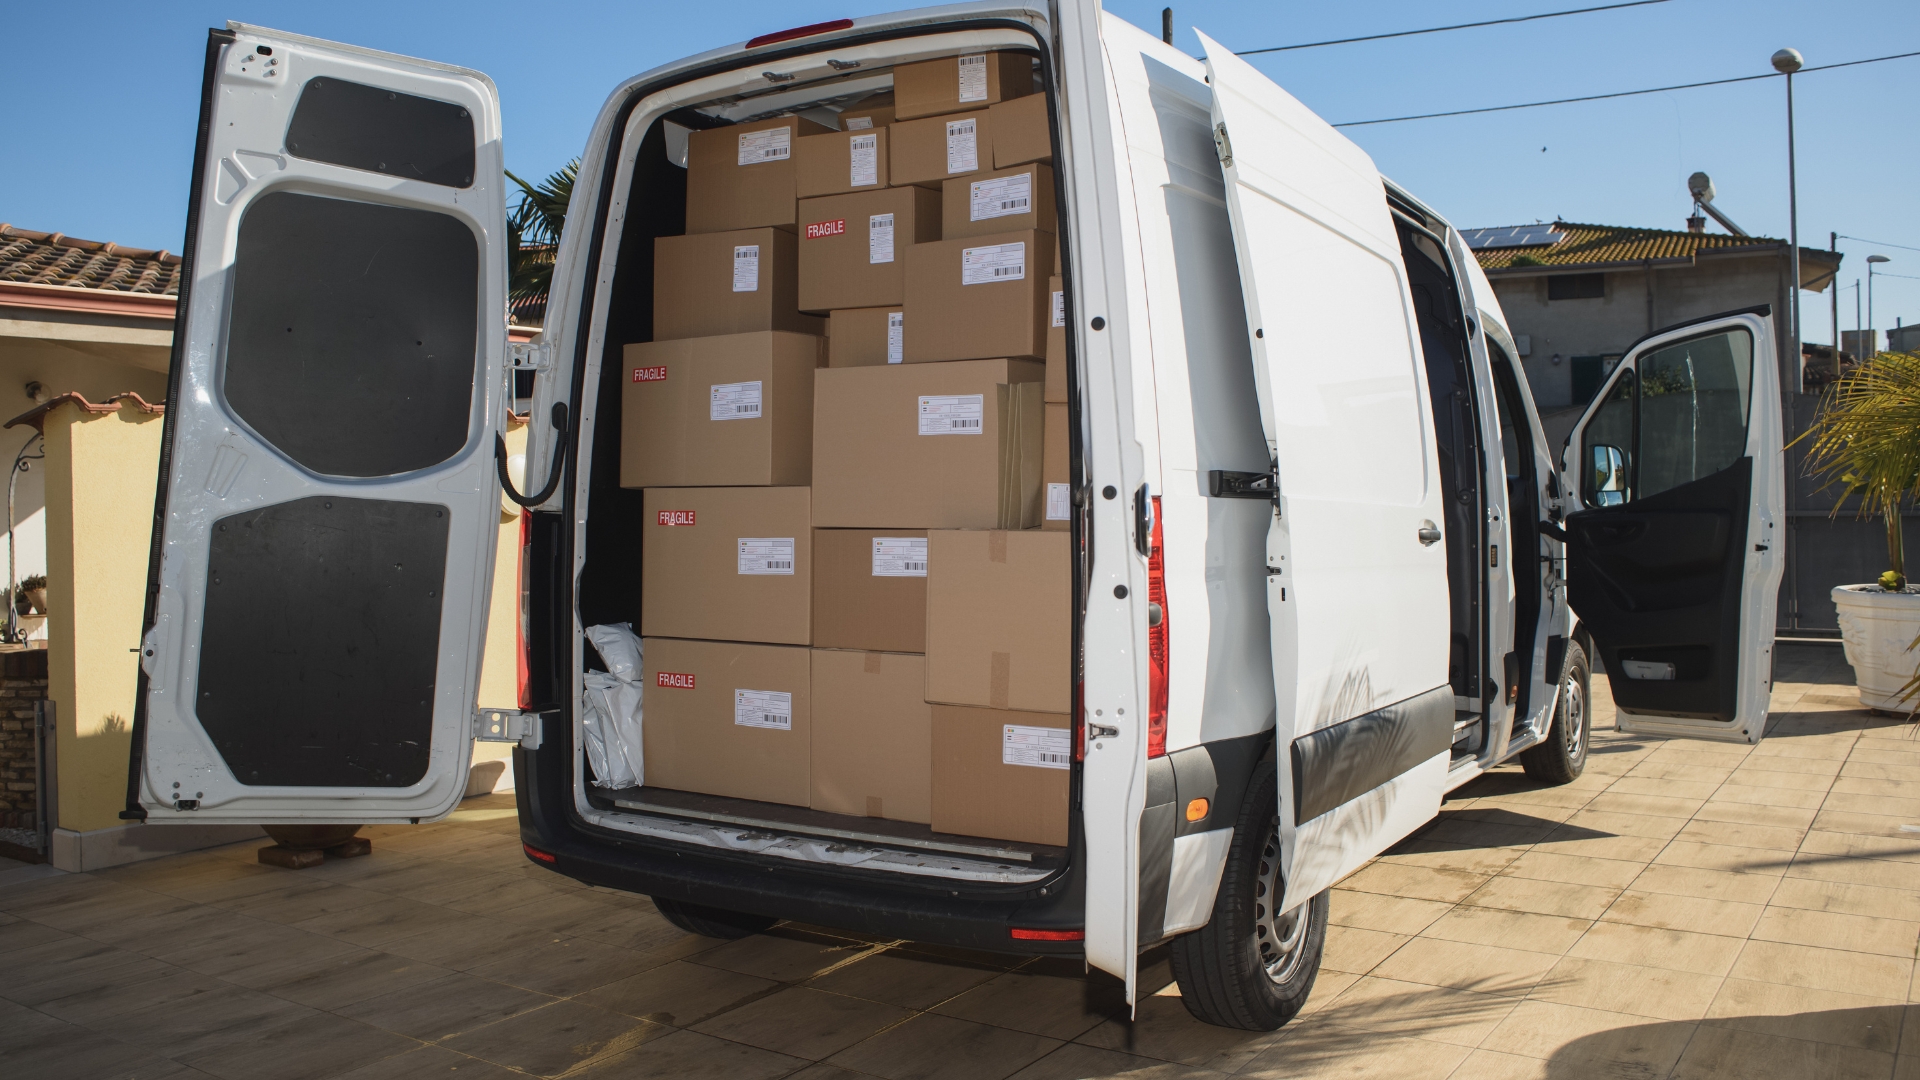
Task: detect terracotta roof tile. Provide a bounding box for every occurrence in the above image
[1469,220,1782,270]
[0,224,181,296]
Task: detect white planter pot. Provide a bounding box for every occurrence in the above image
[1833,585,1920,711]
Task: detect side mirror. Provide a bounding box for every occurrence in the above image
[1590,444,1627,507]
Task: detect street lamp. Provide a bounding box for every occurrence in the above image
[1773,48,1803,387]
[1868,254,1891,357]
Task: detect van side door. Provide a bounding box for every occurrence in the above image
[132,24,509,823]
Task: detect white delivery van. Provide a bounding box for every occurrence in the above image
[125,2,1785,1030]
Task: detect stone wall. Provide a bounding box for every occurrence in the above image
[0,650,49,829]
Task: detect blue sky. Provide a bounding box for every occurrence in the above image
[5,0,1916,337]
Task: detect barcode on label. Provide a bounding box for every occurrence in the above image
[709,381,763,421]
[945,118,979,174]
[849,132,878,187]
[1003,724,1071,769]
[737,537,796,576]
[734,689,792,730]
[732,245,760,292]
[737,127,791,165]
[1046,483,1070,521]
[970,172,1033,222]
[960,242,1025,285]
[919,394,986,436]
[1051,290,1065,328]
[886,310,904,363]
[872,536,929,577]
[957,53,989,102]
[869,212,895,265]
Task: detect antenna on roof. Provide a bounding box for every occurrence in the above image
[1687,172,1750,237]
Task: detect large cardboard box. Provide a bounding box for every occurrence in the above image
[990,92,1051,168]
[797,187,942,313]
[642,638,810,806]
[810,649,932,822]
[812,528,928,653]
[941,164,1055,242]
[1045,274,1067,402]
[889,109,993,188]
[813,359,1044,529]
[931,704,1070,845]
[827,307,905,367]
[641,487,812,644]
[838,95,895,131]
[926,529,1070,712]
[903,229,1054,363]
[1042,402,1069,531]
[654,228,825,341]
[796,128,890,199]
[620,332,822,488]
[894,52,1034,121]
[685,115,832,234]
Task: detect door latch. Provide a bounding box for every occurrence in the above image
[474,709,543,750]
[1418,520,1443,546]
[1087,723,1119,740]
[1212,122,1234,168]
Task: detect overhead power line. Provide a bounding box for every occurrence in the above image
[1236,0,1669,56]
[1332,48,1920,127]
[1839,235,1920,254]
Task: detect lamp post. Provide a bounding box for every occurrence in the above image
[1868,255,1891,357]
[1773,48,1804,389]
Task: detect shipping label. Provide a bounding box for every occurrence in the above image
[710,380,762,421]
[945,118,979,174]
[918,394,985,435]
[656,510,696,526]
[849,133,879,187]
[804,218,847,239]
[868,213,895,264]
[960,241,1025,285]
[1003,724,1071,769]
[970,172,1032,222]
[1046,483,1071,521]
[957,53,989,102]
[871,536,929,577]
[732,245,760,292]
[844,115,875,130]
[886,310,904,363]
[656,671,695,689]
[735,689,793,730]
[737,537,795,575]
[737,127,791,165]
[1051,290,1065,328]
[632,365,668,382]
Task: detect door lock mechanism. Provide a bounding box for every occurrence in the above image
[1087,723,1119,740]
[1417,520,1443,546]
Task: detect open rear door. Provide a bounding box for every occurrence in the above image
[133,24,509,823]
[1562,309,1784,742]
[1199,36,1454,910]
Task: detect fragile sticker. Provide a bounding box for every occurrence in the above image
[849,132,879,187]
[886,310,904,363]
[868,212,895,265]
[945,118,979,174]
[656,671,695,688]
[735,689,793,730]
[961,241,1025,285]
[656,510,696,526]
[805,218,847,239]
[957,53,989,102]
[919,393,985,435]
[1003,724,1070,769]
[844,115,875,131]
[632,365,668,382]
[737,537,795,575]
[871,536,928,577]
[737,127,791,165]
[732,245,760,292]
[710,380,762,421]
[970,172,1032,222]
[1046,483,1070,521]
[1051,290,1065,328]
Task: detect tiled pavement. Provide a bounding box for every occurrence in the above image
[5,644,1918,1079]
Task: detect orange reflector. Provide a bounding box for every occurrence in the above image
[1010,927,1084,941]
[1185,798,1209,822]
[523,843,557,864]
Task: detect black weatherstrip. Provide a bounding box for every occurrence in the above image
[1290,686,1453,825]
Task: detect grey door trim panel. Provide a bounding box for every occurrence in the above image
[1289,686,1454,825]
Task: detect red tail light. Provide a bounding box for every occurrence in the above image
[523,843,557,864]
[1010,927,1085,941]
[1145,495,1169,758]
[516,509,531,712]
[748,19,853,48]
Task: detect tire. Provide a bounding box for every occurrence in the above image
[1521,638,1591,785]
[1169,758,1328,1030]
[651,896,777,939]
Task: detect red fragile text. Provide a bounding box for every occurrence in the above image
[632,366,668,382]
[656,672,696,689]
[804,219,847,239]
[657,510,696,526]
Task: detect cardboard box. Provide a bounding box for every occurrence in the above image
[942,163,1055,241]
[838,96,895,130]
[894,52,1034,121]
[827,307,905,367]
[1045,274,1067,402]
[903,229,1054,363]
[621,332,822,488]
[926,529,1070,712]
[796,128,890,199]
[685,115,832,234]
[931,704,1070,846]
[641,487,812,644]
[889,109,993,188]
[797,187,942,313]
[654,228,826,342]
[1042,403,1069,531]
[812,528,928,652]
[642,637,810,806]
[813,359,1044,530]
[990,91,1051,168]
[810,649,932,822]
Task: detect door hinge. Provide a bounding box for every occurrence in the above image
[474,709,543,750]
[509,341,552,373]
[1213,122,1233,168]
[1087,723,1119,740]
[1208,468,1278,504]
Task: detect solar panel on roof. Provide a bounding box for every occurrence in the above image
[1462,225,1564,250]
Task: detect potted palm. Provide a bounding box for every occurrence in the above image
[1801,350,1920,710]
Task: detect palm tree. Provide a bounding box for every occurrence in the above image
[1799,350,1920,590]
[506,160,577,325]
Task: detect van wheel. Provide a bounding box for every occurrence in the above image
[1520,639,1591,785]
[651,897,777,939]
[1169,758,1327,1030]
